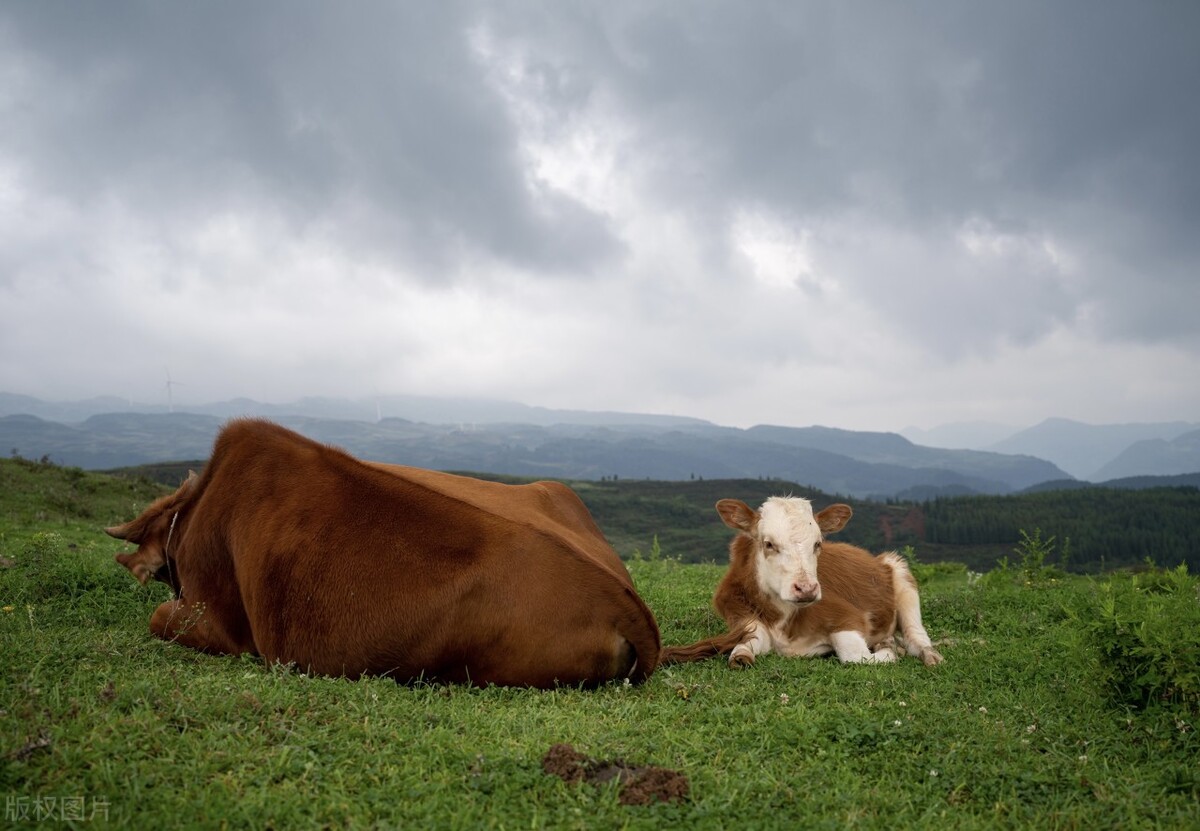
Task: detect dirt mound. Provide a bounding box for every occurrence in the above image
[541,743,689,806]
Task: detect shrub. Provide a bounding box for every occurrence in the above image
[977,529,1068,589]
[17,531,61,595]
[1084,565,1200,714]
[1014,528,1068,585]
[631,534,673,563]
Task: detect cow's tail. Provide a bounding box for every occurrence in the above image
[880,552,944,666]
[658,626,750,666]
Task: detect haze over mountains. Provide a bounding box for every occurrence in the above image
[1,392,1196,499]
[900,417,1200,480]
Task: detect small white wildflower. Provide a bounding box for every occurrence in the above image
[1026,724,1037,734]
[622,677,632,688]
[898,701,907,707]
[1078,754,1088,763]
[779,693,790,705]
[929,769,939,777]
[978,706,988,714]
[893,720,903,727]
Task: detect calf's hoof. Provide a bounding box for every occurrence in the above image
[871,647,898,663]
[729,652,755,669]
[921,648,944,666]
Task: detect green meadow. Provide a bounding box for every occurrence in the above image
[1,457,1197,829]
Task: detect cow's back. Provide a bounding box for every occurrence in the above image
[368,464,632,582]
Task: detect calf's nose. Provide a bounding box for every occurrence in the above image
[791,580,821,603]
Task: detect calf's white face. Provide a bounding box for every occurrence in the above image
[717,496,853,607]
[757,498,823,604]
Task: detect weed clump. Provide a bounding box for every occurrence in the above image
[1085,565,1200,714]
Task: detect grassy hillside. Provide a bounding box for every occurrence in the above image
[1,456,167,543]
[1,459,1197,828]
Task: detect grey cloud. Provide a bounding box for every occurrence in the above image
[1,1,1196,427]
[486,1,1200,348]
[604,3,1200,226]
[1,1,619,279]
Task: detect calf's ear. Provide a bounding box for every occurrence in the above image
[816,503,853,534]
[716,499,757,532]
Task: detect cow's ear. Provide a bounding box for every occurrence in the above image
[114,551,155,585]
[716,499,757,533]
[816,503,853,534]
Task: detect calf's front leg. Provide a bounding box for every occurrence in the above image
[729,621,771,668]
[830,630,896,664]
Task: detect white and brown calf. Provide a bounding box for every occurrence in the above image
[664,497,942,668]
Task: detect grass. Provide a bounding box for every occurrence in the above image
[1,459,1197,829]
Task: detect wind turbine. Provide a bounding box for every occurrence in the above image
[165,368,184,414]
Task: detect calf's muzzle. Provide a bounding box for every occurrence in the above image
[789,579,821,604]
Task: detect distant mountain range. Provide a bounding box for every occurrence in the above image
[1,393,1195,497]
[0,391,706,429]
[1091,430,1200,480]
[984,418,1200,479]
[902,416,1199,480]
[899,421,1020,450]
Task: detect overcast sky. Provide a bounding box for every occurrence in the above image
[2,2,1197,432]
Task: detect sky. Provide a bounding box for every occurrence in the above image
[2,1,1198,432]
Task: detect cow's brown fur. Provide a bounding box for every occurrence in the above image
[106,419,662,688]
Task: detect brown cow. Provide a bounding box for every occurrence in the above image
[106,418,668,688]
[663,496,943,668]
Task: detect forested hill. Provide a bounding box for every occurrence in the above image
[579,480,1200,573]
[922,486,1200,571]
[102,460,1200,574]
